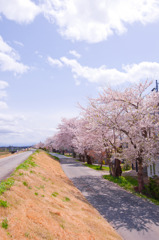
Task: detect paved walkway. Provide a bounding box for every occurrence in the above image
[50,153,159,240]
[0,151,34,181]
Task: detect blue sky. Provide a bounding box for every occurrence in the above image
[0,0,159,146]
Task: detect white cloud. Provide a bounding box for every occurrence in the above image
[60,56,126,85]
[0,81,9,89]
[14,41,24,47]
[0,114,25,124]
[0,101,8,109]
[0,113,32,145]
[0,36,29,74]
[0,91,7,99]
[35,50,43,59]
[42,0,159,43]
[49,56,159,86]
[69,50,81,58]
[48,56,63,68]
[0,80,8,108]
[0,0,41,24]
[75,79,81,86]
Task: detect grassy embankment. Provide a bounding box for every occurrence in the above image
[0,150,121,240]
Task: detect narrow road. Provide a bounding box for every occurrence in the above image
[50,153,159,240]
[0,150,34,181]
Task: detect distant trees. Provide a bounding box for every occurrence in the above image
[45,118,77,155]
[43,80,159,192]
[35,141,45,149]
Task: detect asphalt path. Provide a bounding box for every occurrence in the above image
[0,150,34,181]
[50,153,159,240]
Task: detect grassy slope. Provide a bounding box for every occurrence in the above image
[0,151,121,240]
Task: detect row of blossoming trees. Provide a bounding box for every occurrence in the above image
[39,81,159,192]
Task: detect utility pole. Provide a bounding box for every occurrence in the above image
[156,80,158,92]
[151,80,159,92]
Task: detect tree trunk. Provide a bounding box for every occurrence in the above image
[86,155,92,165]
[62,150,65,155]
[105,149,112,175]
[72,151,76,158]
[82,155,85,162]
[137,158,144,192]
[79,153,82,161]
[100,157,103,170]
[108,159,112,175]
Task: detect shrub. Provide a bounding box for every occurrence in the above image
[143,177,159,200]
[122,163,131,171]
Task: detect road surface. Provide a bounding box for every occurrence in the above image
[0,150,34,181]
[50,153,159,240]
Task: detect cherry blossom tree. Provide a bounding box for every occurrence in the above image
[44,137,55,151]
[34,141,45,149]
[49,118,77,155]
[85,80,159,191]
[43,80,159,192]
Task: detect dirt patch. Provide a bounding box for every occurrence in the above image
[0,153,12,159]
[0,151,122,240]
[0,151,24,159]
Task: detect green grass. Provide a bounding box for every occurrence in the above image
[60,224,64,229]
[64,154,72,157]
[19,172,24,176]
[0,199,8,207]
[41,176,49,182]
[24,232,30,238]
[103,175,159,205]
[47,153,60,161]
[34,192,38,196]
[1,218,8,229]
[103,175,138,192]
[52,156,60,161]
[84,163,131,172]
[84,163,109,171]
[35,185,45,190]
[63,197,70,202]
[15,154,37,171]
[75,159,80,162]
[0,151,39,196]
[52,192,58,197]
[0,178,15,195]
[23,181,28,187]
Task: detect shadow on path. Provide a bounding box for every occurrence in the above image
[51,154,159,240]
[71,175,159,232]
